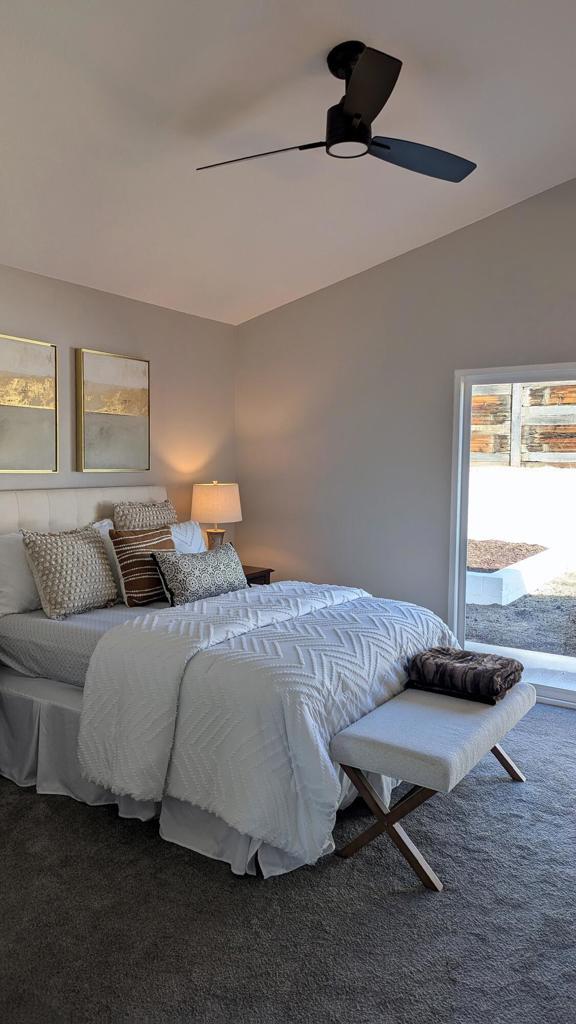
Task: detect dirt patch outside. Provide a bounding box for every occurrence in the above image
[466,570,576,656]
[467,539,547,573]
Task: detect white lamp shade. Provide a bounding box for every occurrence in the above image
[191,481,242,524]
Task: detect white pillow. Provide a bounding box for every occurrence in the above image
[0,532,42,616]
[171,520,206,554]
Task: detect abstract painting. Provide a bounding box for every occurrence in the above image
[76,349,150,471]
[0,333,58,472]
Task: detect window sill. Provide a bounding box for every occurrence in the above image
[467,641,576,709]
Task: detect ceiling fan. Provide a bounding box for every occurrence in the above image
[197,40,476,182]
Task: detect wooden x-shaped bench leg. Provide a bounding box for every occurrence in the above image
[337,765,443,891]
[337,744,525,891]
[491,743,526,782]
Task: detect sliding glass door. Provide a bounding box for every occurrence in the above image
[451,364,576,668]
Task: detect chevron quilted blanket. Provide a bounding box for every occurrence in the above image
[78,582,455,865]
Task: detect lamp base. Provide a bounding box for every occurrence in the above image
[206,528,226,550]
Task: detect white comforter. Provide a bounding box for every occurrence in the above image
[78,582,455,865]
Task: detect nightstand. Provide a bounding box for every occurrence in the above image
[243,565,275,586]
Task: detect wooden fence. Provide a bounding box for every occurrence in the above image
[471,382,576,467]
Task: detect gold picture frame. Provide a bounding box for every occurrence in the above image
[0,332,58,473]
[76,348,150,472]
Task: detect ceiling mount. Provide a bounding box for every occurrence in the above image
[326,40,366,82]
[196,39,477,183]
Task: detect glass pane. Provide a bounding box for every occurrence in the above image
[465,380,576,656]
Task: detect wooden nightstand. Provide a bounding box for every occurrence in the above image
[243,565,275,586]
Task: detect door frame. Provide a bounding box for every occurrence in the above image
[449,361,576,644]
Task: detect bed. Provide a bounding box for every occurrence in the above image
[0,485,456,877]
[0,604,168,685]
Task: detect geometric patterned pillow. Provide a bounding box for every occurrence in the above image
[152,543,247,606]
[109,527,175,607]
[112,499,177,532]
[21,527,118,619]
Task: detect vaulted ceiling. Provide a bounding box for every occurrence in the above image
[1,1,576,324]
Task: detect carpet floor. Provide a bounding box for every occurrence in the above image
[1,704,575,1024]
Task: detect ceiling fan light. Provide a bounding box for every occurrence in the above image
[326,104,371,159]
[327,139,369,158]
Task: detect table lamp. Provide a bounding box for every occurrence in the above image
[191,481,242,549]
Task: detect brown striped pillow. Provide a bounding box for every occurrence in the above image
[109,527,175,607]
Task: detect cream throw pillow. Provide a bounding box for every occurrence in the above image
[22,527,118,619]
[113,499,177,531]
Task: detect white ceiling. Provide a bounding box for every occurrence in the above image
[1,1,576,325]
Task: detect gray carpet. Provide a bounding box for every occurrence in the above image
[1,704,575,1024]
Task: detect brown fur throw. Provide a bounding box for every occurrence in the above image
[407,647,524,705]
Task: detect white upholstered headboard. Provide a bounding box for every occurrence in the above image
[0,486,168,534]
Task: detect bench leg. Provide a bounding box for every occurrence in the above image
[491,743,526,782]
[387,822,444,893]
[337,765,443,892]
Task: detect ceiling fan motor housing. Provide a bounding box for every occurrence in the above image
[326,103,371,158]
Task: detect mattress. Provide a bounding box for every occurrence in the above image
[0,603,167,686]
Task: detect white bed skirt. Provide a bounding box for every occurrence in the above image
[0,671,313,877]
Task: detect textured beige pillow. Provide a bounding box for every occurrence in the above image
[113,499,177,531]
[22,528,118,619]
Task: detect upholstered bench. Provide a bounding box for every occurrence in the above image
[330,682,536,891]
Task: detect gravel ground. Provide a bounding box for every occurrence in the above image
[466,570,576,656]
[467,539,546,572]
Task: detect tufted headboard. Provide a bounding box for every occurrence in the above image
[0,485,168,534]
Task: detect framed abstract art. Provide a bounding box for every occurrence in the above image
[0,333,58,473]
[76,348,150,472]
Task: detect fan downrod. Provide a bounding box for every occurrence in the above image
[326,40,366,82]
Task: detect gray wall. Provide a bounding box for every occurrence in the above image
[235,178,576,619]
[4,177,576,618]
[0,265,237,520]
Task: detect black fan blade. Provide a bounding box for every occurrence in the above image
[197,141,324,171]
[342,47,402,125]
[369,137,476,182]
